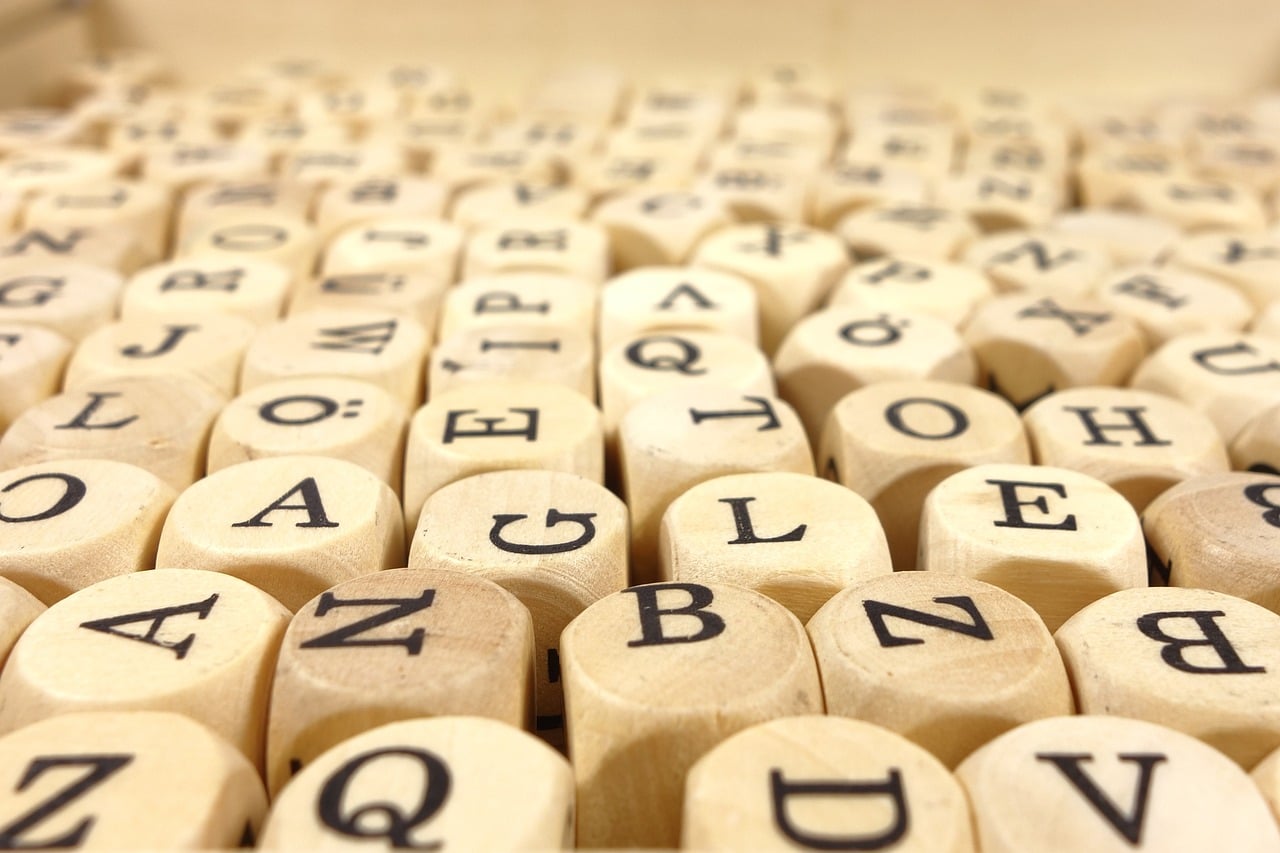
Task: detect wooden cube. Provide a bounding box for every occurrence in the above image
[1129,176,1266,232]
[660,471,891,621]
[0,225,140,276]
[920,463,1146,631]
[25,180,171,264]
[279,143,404,189]
[179,212,320,287]
[1048,209,1179,266]
[844,125,956,179]
[1231,402,1280,473]
[207,377,406,489]
[684,716,974,851]
[260,717,573,851]
[322,217,463,282]
[0,255,126,343]
[0,323,70,431]
[774,306,977,444]
[963,230,1111,298]
[461,222,610,285]
[598,266,758,349]
[620,385,813,582]
[963,293,1147,410]
[451,180,589,229]
[142,143,272,192]
[314,176,448,241]
[591,189,733,270]
[0,711,267,849]
[176,179,315,247]
[1023,386,1229,510]
[0,375,224,491]
[0,577,43,664]
[289,271,447,333]
[693,223,850,354]
[429,322,595,400]
[1144,472,1280,612]
[156,455,404,611]
[694,166,810,223]
[836,202,978,261]
[0,568,289,770]
[266,568,533,793]
[810,572,1072,768]
[1094,265,1253,347]
[240,309,429,407]
[408,469,627,750]
[828,256,994,327]
[66,313,256,396]
[1168,231,1280,309]
[935,172,1060,232]
[1058,586,1280,767]
[403,380,604,533]
[0,147,120,197]
[432,143,564,194]
[438,273,596,340]
[561,581,823,848]
[821,380,1029,569]
[1130,332,1280,442]
[809,160,929,229]
[120,257,292,326]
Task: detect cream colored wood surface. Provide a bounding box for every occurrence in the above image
[156,455,404,611]
[0,458,174,604]
[179,211,319,286]
[1231,402,1280,474]
[142,143,272,194]
[177,179,315,247]
[121,257,292,325]
[597,266,759,349]
[660,471,891,622]
[920,462,1146,631]
[592,190,733,270]
[314,176,448,241]
[452,180,588,230]
[936,172,1060,232]
[1095,265,1253,347]
[207,376,407,489]
[1169,231,1280,310]
[828,256,994,328]
[429,322,595,401]
[0,569,289,772]
[809,573,1072,768]
[820,380,1029,570]
[837,203,977,261]
[0,148,121,198]
[963,293,1147,410]
[561,581,823,848]
[695,165,809,223]
[438,273,597,341]
[963,231,1113,298]
[240,308,429,407]
[1047,210,1180,266]
[775,306,977,445]
[462,221,610,284]
[322,216,462,282]
[683,715,975,851]
[0,711,267,849]
[0,258,122,342]
[0,322,70,432]
[1143,472,1280,613]
[267,568,533,795]
[619,385,813,584]
[693,223,849,354]
[0,576,43,668]
[290,270,447,332]
[810,161,928,230]
[408,469,627,750]
[1128,176,1267,232]
[1057,586,1280,768]
[957,715,1280,852]
[1023,386,1229,511]
[403,380,604,533]
[261,716,573,851]
[0,375,224,491]
[22,180,171,264]
[65,312,256,395]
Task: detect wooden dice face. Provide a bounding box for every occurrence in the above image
[66,312,257,396]
[143,143,271,192]
[1130,176,1265,232]
[1170,231,1280,309]
[451,180,588,229]
[809,573,1072,768]
[0,459,175,604]
[439,273,597,340]
[157,455,404,611]
[121,257,292,325]
[598,266,759,348]
[1024,387,1228,510]
[178,179,314,246]
[1057,587,1280,767]
[0,569,289,768]
[836,203,977,261]
[0,258,123,342]
[964,231,1111,298]
[26,180,170,264]
[1096,266,1253,347]
[660,472,891,622]
[957,716,1280,852]
[208,377,407,489]
[591,189,732,269]
[260,717,574,851]
[267,569,533,793]
[323,217,463,282]
[821,380,1029,569]
[314,176,449,240]
[1048,209,1179,266]
[0,376,224,491]
[289,271,446,332]
[1130,332,1280,442]
[241,309,429,407]
[429,322,595,400]
[0,148,118,195]
[684,716,975,852]
[810,160,929,229]
[0,711,267,850]
[1232,402,1280,474]
[1144,472,1280,612]
[561,582,823,848]
[920,463,1145,631]
[179,212,318,285]
[829,256,994,328]
[967,293,1147,408]
[462,222,609,285]
[0,323,70,431]
[0,577,42,669]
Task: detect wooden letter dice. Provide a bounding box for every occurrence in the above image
[920,463,1146,631]
[660,471,891,622]
[1057,587,1280,767]
[429,323,595,400]
[156,455,404,611]
[597,266,759,349]
[462,222,610,285]
[0,569,289,770]
[0,711,267,849]
[267,569,533,793]
[957,716,1280,852]
[0,258,123,342]
[408,470,627,750]
[809,573,1073,767]
[261,717,573,851]
[121,257,292,326]
[561,582,823,848]
[591,189,732,270]
[0,323,71,432]
[684,716,975,852]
